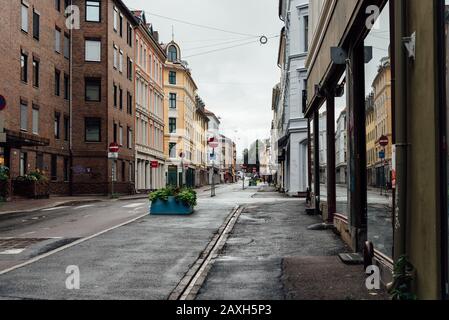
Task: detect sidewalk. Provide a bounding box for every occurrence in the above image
[197,191,390,300]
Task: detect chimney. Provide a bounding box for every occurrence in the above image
[153,31,159,42]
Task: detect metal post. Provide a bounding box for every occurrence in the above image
[326,90,336,224]
[313,110,320,215]
[111,160,115,198]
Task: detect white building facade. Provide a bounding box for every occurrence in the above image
[277,0,309,196]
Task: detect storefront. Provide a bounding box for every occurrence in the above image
[306,0,448,299]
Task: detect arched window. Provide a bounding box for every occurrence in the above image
[168,45,178,62]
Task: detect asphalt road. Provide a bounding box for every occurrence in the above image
[0,183,299,300]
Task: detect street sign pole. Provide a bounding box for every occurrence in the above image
[109,143,119,198]
[211,148,216,197]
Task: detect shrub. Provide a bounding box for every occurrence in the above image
[149,187,197,207]
[0,166,9,182]
[16,170,48,182]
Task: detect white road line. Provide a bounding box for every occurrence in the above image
[73,205,95,210]
[0,249,26,255]
[0,213,148,276]
[122,203,145,209]
[20,231,36,236]
[42,206,69,212]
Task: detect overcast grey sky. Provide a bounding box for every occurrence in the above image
[124,0,283,156]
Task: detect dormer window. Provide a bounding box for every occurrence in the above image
[168,45,178,62]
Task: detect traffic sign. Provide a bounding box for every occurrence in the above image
[109,142,120,153]
[379,135,389,147]
[108,152,118,159]
[150,161,159,168]
[208,137,219,149]
[0,95,6,111]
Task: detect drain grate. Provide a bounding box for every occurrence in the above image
[0,238,50,252]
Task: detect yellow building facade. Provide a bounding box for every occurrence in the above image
[371,57,392,187]
[162,41,199,188]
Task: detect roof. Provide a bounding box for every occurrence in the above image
[204,109,221,124]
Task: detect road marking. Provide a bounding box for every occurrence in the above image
[122,203,145,209]
[42,206,69,212]
[20,231,36,236]
[73,205,95,210]
[0,249,26,255]
[0,213,148,275]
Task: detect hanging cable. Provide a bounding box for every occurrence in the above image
[184,36,260,51]
[183,35,279,59]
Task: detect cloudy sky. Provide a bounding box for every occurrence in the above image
[124,0,283,156]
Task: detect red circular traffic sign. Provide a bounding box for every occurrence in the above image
[109,142,120,153]
[379,135,389,147]
[0,95,6,111]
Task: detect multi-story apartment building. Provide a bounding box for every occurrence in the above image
[204,108,221,184]
[69,0,137,195]
[366,94,376,187]
[163,40,198,188]
[335,108,347,185]
[276,0,309,196]
[220,134,236,183]
[270,83,282,188]
[194,95,209,187]
[0,0,71,193]
[372,57,392,188]
[132,11,166,192]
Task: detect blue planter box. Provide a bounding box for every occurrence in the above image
[150,196,194,215]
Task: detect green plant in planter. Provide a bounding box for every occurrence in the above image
[16,170,48,182]
[176,188,197,207]
[388,255,417,300]
[0,166,9,182]
[149,187,197,207]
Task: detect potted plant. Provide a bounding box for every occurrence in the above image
[13,170,50,199]
[149,187,197,215]
[0,166,10,201]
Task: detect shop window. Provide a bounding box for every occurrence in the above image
[364,1,393,258]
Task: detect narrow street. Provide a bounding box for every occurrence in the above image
[0,184,386,300]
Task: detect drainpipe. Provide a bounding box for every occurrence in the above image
[69,0,74,196]
[393,0,408,262]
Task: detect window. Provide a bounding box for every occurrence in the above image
[168,45,178,62]
[54,112,60,139]
[169,118,177,133]
[85,78,101,102]
[85,118,101,142]
[33,10,39,40]
[32,106,39,134]
[32,58,39,87]
[127,92,133,115]
[113,45,118,69]
[119,14,123,37]
[36,153,44,171]
[63,157,69,182]
[20,153,27,176]
[20,101,27,131]
[169,93,177,108]
[169,143,176,158]
[113,7,118,31]
[64,116,70,141]
[127,57,133,80]
[64,74,69,100]
[169,71,176,85]
[51,155,57,181]
[119,50,123,72]
[64,34,70,58]
[127,23,132,46]
[85,39,101,61]
[113,83,117,107]
[127,127,132,149]
[21,51,28,83]
[86,0,100,22]
[21,2,28,33]
[55,69,61,96]
[119,125,123,146]
[113,122,118,143]
[55,0,61,11]
[55,27,61,53]
[303,15,309,52]
[119,87,123,110]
